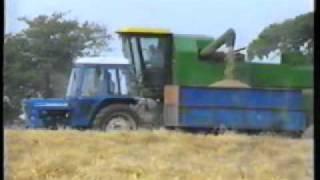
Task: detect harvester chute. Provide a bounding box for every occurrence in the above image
[200,28,249,87]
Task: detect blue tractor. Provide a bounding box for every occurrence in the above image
[21,56,159,131]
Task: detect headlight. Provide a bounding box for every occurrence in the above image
[19,114,26,121]
[19,101,27,121]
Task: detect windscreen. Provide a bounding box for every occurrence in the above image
[66,67,81,97]
[80,66,106,97]
[67,66,134,97]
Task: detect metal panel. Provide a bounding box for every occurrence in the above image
[164,85,179,105]
[175,86,307,132]
[244,110,306,131]
[180,87,303,110]
[179,107,306,132]
[213,109,246,129]
[180,107,215,127]
[163,105,179,126]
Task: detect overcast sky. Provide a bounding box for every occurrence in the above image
[5,0,314,53]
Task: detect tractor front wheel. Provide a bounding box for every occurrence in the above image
[93,104,140,132]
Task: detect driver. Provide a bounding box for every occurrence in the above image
[105,71,116,95]
[148,44,164,68]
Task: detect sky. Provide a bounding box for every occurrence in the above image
[5,0,314,56]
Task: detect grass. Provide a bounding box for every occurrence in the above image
[4,130,313,180]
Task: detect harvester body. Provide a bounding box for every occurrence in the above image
[117,27,312,90]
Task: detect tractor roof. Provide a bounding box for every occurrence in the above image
[174,34,212,39]
[74,57,129,65]
[116,27,171,35]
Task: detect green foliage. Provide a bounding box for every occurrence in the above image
[4,34,42,123]
[281,52,310,65]
[18,12,111,72]
[247,12,313,63]
[4,12,111,122]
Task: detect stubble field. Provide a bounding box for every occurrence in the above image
[4,130,313,180]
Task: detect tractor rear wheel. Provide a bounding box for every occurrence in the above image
[93,104,140,132]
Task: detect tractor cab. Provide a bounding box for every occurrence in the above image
[116,27,173,100]
[66,57,135,98]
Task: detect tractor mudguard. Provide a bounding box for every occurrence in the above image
[87,97,138,125]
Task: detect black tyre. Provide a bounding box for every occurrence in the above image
[93,104,140,132]
[164,126,176,131]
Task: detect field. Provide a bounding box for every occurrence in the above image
[5,130,313,180]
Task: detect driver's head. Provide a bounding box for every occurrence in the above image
[149,44,156,52]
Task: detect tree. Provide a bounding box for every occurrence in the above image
[18,12,111,97]
[3,34,43,123]
[247,12,313,64]
[3,12,112,122]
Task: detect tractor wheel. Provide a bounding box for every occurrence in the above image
[93,104,140,132]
